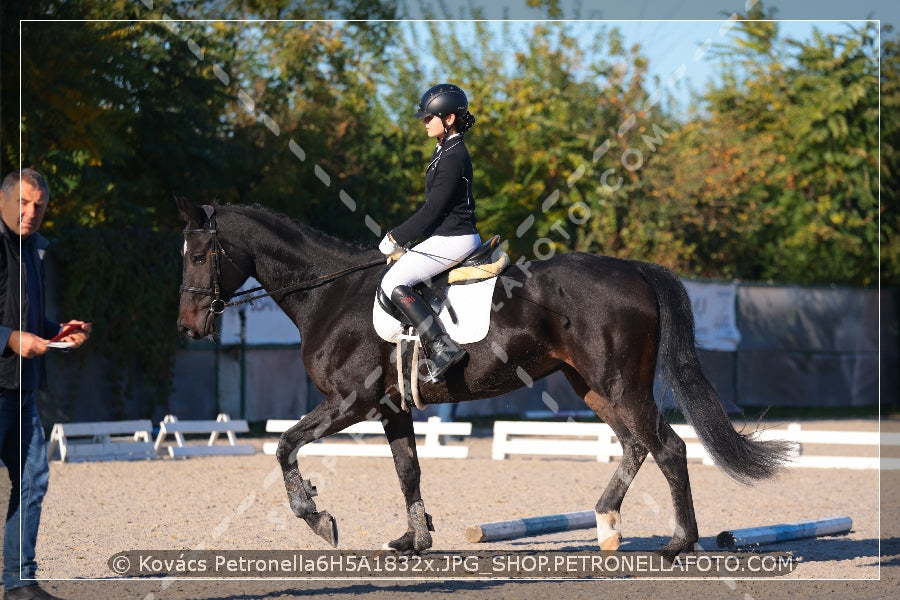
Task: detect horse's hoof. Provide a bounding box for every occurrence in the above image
[304,511,339,547]
[373,543,405,559]
[656,547,679,564]
[600,531,623,551]
[656,539,696,563]
[596,510,622,551]
[377,532,416,556]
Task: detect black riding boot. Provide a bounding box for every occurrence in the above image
[390,285,466,383]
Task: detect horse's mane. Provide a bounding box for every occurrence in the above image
[221,202,378,256]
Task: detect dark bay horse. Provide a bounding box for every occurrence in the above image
[175,197,791,560]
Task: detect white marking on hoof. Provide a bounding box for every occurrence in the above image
[373,543,396,558]
[596,510,622,551]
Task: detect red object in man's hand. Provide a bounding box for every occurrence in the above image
[50,323,90,343]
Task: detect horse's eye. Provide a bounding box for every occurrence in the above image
[192,254,206,265]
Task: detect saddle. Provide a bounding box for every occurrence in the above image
[376,235,509,327]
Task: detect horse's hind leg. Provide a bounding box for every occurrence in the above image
[564,368,649,551]
[636,418,699,560]
[378,407,433,555]
[593,374,699,559]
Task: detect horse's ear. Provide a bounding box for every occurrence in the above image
[175,193,205,226]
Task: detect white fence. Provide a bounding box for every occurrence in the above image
[48,420,155,462]
[264,416,472,459]
[491,421,900,470]
[154,413,254,458]
[51,416,896,470]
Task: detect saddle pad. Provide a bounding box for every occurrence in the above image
[373,276,499,344]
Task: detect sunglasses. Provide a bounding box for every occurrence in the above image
[422,114,438,124]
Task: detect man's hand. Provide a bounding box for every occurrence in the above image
[56,320,92,348]
[7,331,49,358]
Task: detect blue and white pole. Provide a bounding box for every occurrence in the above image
[466,510,597,543]
[716,516,852,548]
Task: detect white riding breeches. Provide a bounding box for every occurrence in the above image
[380,234,481,295]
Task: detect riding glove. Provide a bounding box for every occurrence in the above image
[379,233,401,256]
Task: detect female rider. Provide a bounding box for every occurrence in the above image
[379,83,480,384]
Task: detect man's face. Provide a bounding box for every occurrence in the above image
[0,180,47,238]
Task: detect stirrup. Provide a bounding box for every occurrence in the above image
[422,361,445,385]
[422,340,466,384]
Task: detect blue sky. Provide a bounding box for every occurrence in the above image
[398,0,898,27]
[400,18,873,115]
[605,20,870,110]
[398,0,894,110]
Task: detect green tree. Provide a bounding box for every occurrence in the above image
[4,0,890,418]
[647,16,882,285]
[881,32,900,287]
[5,3,229,412]
[3,0,399,415]
[380,19,675,261]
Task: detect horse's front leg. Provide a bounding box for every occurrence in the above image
[378,408,434,555]
[275,398,363,547]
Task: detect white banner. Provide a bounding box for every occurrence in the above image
[681,279,741,351]
[219,278,301,345]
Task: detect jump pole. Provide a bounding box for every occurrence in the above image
[466,510,596,543]
[716,515,852,548]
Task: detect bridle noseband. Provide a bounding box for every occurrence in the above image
[179,205,385,316]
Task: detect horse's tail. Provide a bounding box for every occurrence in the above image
[637,262,793,484]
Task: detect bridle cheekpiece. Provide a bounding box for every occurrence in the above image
[179,205,233,315]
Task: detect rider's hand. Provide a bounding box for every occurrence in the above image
[379,233,400,256]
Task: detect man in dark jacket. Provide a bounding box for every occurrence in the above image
[0,169,90,600]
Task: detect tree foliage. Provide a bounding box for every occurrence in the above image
[2,0,400,414]
[646,13,882,284]
[881,32,900,286]
[1,0,892,414]
[383,20,679,260]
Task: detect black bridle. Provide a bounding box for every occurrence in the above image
[179,205,235,314]
[179,205,384,315]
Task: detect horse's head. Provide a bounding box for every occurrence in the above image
[176,195,249,340]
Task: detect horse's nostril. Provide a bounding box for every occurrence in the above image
[177,322,196,339]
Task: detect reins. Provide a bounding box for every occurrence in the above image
[224,259,385,310]
[180,205,383,315]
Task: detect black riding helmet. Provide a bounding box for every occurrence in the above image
[414,83,468,119]
[414,83,476,133]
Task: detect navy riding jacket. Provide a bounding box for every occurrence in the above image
[389,135,479,247]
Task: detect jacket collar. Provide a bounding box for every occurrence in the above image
[436,132,462,147]
[0,219,50,253]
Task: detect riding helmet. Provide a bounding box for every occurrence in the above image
[414,83,469,119]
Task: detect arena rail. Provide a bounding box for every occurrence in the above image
[491,421,899,469]
[263,416,472,459]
